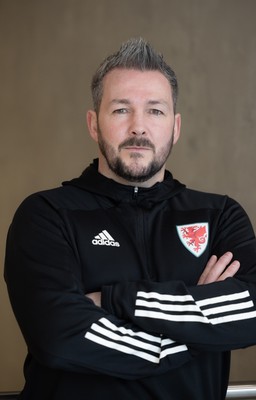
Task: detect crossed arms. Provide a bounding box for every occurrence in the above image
[87,252,240,307]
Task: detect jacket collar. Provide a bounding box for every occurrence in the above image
[63,159,185,206]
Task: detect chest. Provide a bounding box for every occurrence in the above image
[66,204,216,291]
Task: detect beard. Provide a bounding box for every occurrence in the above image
[97,125,174,183]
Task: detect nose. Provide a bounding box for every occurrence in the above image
[130,112,146,135]
[131,128,146,135]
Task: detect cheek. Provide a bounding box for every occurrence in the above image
[100,119,127,142]
[153,123,173,142]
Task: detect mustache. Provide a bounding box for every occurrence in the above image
[118,137,155,151]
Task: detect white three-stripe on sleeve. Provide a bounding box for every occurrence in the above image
[134,290,256,325]
[85,317,188,364]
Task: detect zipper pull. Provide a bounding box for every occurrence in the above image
[133,186,139,198]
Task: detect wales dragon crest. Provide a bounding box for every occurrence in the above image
[176,223,209,257]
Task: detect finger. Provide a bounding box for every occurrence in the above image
[206,251,233,280]
[86,292,102,307]
[198,252,233,285]
[197,255,217,285]
[217,260,240,281]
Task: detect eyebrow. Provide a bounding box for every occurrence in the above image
[110,99,170,107]
[110,99,131,105]
[147,100,170,108]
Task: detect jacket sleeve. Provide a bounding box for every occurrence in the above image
[4,194,194,380]
[102,197,256,352]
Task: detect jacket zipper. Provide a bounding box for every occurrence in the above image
[132,186,153,279]
[133,186,139,198]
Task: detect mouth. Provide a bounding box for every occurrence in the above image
[124,146,151,151]
[119,138,155,152]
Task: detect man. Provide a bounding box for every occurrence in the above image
[5,38,256,399]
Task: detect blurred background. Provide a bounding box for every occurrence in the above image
[1,0,256,392]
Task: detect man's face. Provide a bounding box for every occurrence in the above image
[87,68,181,186]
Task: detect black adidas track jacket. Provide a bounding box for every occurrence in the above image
[5,159,256,400]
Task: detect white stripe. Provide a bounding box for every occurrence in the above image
[136,299,201,313]
[160,344,188,359]
[202,301,254,317]
[99,232,108,240]
[137,291,193,302]
[197,290,250,307]
[90,323,160,353]
[85,332,160,363]
[161,338,176,346]
[136,297,253,317]
[210,310,256,325]
[135,307,256,325]
[102,230,114,241]
[135,309,209,323]
[136,299,254,319]
[100,317,161,343]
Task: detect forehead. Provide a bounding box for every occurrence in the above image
[101,68,173,104]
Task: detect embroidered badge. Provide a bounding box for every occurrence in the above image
[176,223,209,257]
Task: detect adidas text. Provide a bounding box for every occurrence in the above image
[92,238,120,247]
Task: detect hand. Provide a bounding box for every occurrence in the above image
[86,291,102,307]
[197,251,240,285]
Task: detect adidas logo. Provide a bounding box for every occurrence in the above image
[92,230,120,247]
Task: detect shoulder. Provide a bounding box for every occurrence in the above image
[178,188,251,223]
[15,184,92,215]
[175,187,231,209]
[10,186,87,231]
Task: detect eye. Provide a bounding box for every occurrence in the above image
[113,108,128,114]
[149,109,164,116]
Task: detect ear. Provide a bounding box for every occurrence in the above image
[173,113,181,145]
[87,110,99,143]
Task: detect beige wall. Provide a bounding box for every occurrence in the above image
[1,0,256,391]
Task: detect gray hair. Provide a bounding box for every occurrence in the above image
[91,38,178,114]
